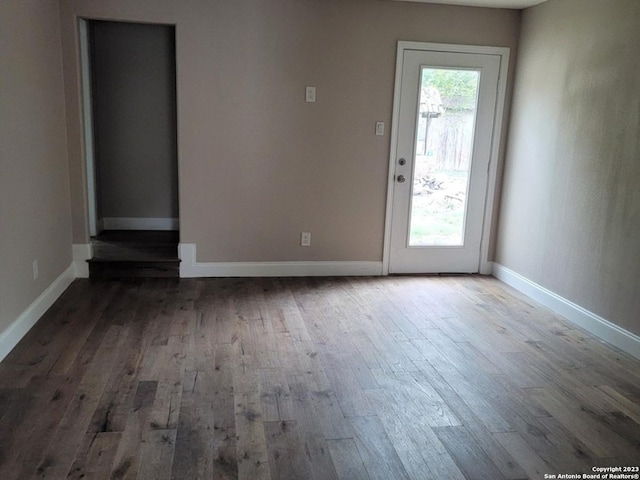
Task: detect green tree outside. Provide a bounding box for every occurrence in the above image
[422,69,479,112]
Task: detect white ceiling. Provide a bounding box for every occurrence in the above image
[395,0,547,9]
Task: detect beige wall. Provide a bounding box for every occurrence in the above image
[60,0,520,261]
[0,0,72,333]
[496,0,640,335]
[91,21,178,221]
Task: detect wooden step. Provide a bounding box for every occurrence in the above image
[88,259,180,278]
[89,230,180,278]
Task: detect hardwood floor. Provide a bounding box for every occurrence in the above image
[0,276,639,479]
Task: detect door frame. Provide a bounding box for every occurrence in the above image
[79,19,99,236]
[382,41,510,275]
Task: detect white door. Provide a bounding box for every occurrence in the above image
[387,46,503,274]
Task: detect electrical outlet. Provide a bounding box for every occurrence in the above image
[32,260,39,280]
[301,232,311,247]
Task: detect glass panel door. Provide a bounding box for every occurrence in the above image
[409,68,480,247]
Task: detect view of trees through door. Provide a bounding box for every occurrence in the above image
[409,68,480,246]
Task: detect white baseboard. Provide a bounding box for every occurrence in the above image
[0,263,75,362]
[102,217,179,231]
[492,263,640,360]
[73,243,92,278]
[179,243,383,278]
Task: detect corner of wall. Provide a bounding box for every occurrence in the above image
[0,263,76,363]
[493,264,640,361]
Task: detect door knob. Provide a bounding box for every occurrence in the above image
[397,175,406,183]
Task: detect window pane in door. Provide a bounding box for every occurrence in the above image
[409,68,480,246]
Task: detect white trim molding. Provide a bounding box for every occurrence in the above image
[79,19,99,237]
[0,264,75,362]
[493,263,640,360]
[179,243,383,278]
[73,243,93,278]
[102,217,179,231]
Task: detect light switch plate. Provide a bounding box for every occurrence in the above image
[301,232,311,246]
[305,86,316,103]
[375,121,385,136]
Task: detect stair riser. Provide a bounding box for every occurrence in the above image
[89,261,179,279]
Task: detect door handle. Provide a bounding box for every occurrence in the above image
[397,175,406,183]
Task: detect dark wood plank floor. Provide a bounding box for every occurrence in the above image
[0,276,639,479]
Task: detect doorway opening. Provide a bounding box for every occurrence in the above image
[79,19,179,277]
